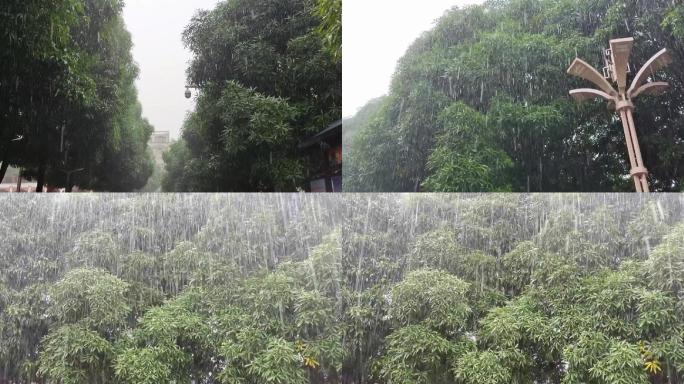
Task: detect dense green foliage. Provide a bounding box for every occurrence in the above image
[163,0,341,191]
[0,195,340,383]
[343,194,684,383]
[316,0,342,62]
[346,0,684,192]
[0,0,154,191]
[2,194,684,383]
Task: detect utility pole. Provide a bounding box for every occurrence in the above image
[567,37,672,192]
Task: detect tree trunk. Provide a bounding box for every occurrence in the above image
[16,169,22,192]
[0,143,10,183]
[36,161,46,192]
[0,159,8,184]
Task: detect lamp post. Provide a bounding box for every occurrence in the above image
[567,37,672,192]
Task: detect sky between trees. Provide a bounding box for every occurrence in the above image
[123,0,221,139]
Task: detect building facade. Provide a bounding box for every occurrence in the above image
[149,131,171,168]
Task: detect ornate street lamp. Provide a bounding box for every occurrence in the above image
[567,37,672,192]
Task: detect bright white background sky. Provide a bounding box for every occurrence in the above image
[123,0,221,139]
[343,0,485,118]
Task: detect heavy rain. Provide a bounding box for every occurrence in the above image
[344,0,684,193]
[1,193,684,383]
[0,194,341,383]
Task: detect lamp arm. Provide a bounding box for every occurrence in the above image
[627,49,672,95]
[567,58,618,97]
[628,82,669,100]
[569,88,615,103]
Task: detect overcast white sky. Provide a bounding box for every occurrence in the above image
[343,0,486,118]
[123,0,221,139]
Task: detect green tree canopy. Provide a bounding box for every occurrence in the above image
[346,0,684,192]
[164,0,341,191]
[2,194,684,383]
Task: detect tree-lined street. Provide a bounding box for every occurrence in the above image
[0,0,154,192]
[1,0,342,192]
